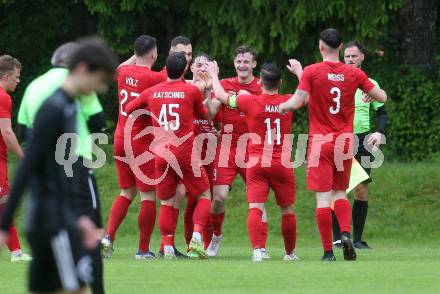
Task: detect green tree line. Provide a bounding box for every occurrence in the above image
[0,0,439,160]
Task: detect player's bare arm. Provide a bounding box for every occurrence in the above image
[0,118,24,159]
[286,59,303,80]
[279,89,308,114]
[206,61,230,104]
[118,55,136,68]
[364,87,387,103]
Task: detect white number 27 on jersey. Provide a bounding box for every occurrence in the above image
[120,90,140,116]
[329,87,341,114]
[158,104,180,131]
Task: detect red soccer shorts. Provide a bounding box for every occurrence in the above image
[114,134,155,192]
[155,145,210,200]
[212,139,247,186]
[306,135,353,192]
[0,159,9,197]
[246,160,296,207]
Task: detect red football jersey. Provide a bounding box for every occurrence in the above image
[0,87,12,160]
[218,77,262,138]
[126,80,207,148]
[236,93,293,159]
[115,65,166,137]
[297,61,375,136]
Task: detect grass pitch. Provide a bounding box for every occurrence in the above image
[1,159,439,293]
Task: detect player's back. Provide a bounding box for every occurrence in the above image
[301,61,372,136]
[145,80,205,148]
[116,65,166,136]
[219,77,262,138]
[239,93,293,159]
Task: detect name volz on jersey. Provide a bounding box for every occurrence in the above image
[153,92,185,99]
[125,77,138,87]
[265,105,279,113]
[327,73,345,81]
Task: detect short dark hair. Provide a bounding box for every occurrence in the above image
[260,63,281,90]
[319,28,342,49]
[234,46,257,61]
[171,36,191,48]
[51,42,79,67]
[345,41,366,54]
[191,52,211,65]
[67,37,118,74]
[134,35,157,56]
[0,55,22,77]
[166,52,187,79]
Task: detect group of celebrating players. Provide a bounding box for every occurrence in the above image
[0,27,387,294]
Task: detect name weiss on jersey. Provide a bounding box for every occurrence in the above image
[125,76,138,87]
[153,91,185,99]
[327,73,345,82]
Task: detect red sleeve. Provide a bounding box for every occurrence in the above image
[356,69,375,93]
[193,87,208,119]
[125,91,148,114]
[236,94,253,113]
[297,66,312,93]
[0,94,11,118]
[150,71,167,86]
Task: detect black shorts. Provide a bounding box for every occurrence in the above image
[355,132,373,184]
[27,227,93,293]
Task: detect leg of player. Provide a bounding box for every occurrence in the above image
[158,197,178,259]
[135,190,156,259]
[101,187,137,258]
[247,202,264,262]
[261,206,270,259]
[353,183,370,249]
[189,190,212,259]
[158,184,188,258]
[332,209,342,249]
[207,184,228,257]
[316,191,336,261]
[0,197,32,262]
[280,205,299,261]
[333,190,357,260]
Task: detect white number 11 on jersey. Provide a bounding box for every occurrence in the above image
[264,118,281,145]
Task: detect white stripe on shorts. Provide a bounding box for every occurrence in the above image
[50,229,79,291]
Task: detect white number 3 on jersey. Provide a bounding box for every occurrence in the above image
[329,87,341,114]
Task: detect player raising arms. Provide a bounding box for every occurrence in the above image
[203,63,299,262]
[279,28,387,261]
[204,46,270,258]
[101,35,166,259]
[125,52,212,259]
[0,55,32,262]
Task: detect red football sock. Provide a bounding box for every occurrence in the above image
[193,198,211,234]
[204,222,213,250]
[184,197,197,246]
[334,199,351,233]
[261,221,268,249]
[172,208,179,235]
[247,208,263,250]
[159,205,175,247]
[107,196,131,241]
[281,214,296,255]
[7,225,21,252]
[316,208,333,251]
[138,200,156,252]
[210,212,225,236]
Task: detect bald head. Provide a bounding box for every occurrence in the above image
[51,42,79,67]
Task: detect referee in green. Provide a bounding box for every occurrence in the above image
[333,41,388,249]
[17,42,106,293]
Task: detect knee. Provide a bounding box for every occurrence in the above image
[213,190,228,203]
[354,184,368,201]
[121,187,137,201]
[281,205,294,215]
